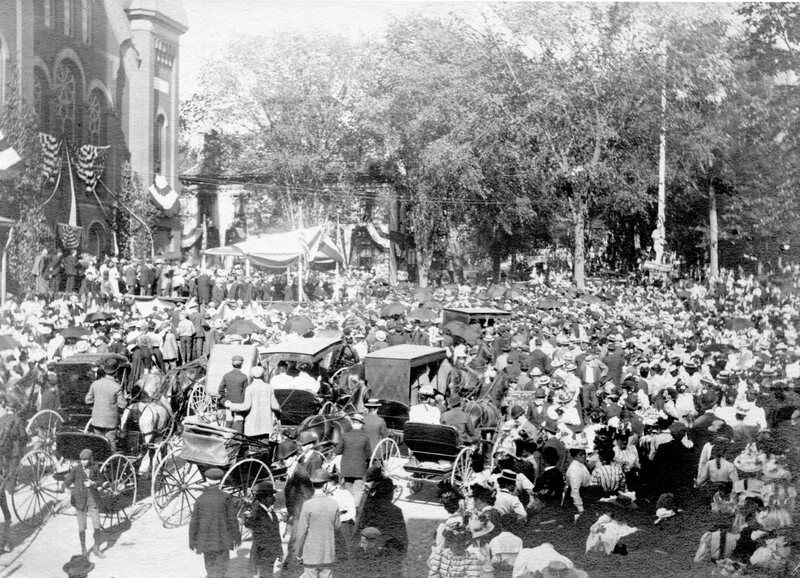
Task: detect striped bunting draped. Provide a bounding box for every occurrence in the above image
[39,133,61,183]
[75,144,110,193]
[57,223,81,249]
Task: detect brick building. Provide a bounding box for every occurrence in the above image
[0,0,187,256]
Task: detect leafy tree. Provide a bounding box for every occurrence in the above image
[115,161,159,261]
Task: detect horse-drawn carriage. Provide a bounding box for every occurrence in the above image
[363,344,449,432]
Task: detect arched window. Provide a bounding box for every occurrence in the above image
[153,113,165,175]
[53,60,81,140]
[87,222,106,256]
[81,0,92,44]
[33,68,51,131]
[88,89,106,145]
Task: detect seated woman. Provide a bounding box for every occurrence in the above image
[590,448,627,496]
[565,448,592,517]
[696,437,738,488]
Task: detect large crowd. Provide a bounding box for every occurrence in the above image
[2,255,800,578]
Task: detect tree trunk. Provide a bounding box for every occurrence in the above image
[416,248,431,288]
[709,181,719,278]
[573,199,586,291]
[491,251,502,283]
[387,191,399,287]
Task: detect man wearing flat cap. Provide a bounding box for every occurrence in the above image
[85,357,126,451]
[225,366,280,441]
[189,467,241,578]
[218,355,248,433]
[333,414,372,506]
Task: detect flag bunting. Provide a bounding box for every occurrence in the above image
[39,133,61,184]
[75,144,109,193]
[148,173,180,217]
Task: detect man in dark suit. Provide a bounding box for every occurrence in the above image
[650,422,695,500]
[282,432,323,571]
[603,339,625,387]
[533,445,565,504]
[529,338,552,375]
[441,394,478,445]
[334,414,372,506]
[244,481,282,578]
[217,355,248,432]
[196,270,212,305]
[189,467,241,578]
[138,262,155,296]
[63,448,105,558]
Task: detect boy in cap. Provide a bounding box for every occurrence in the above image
[189,467,241,578]
[244,481,282,578]
[63,448,105,559]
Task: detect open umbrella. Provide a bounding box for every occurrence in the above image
[703,343,739,354]
[412,288,435,303]
[225,319,261,335]
[61,326,91,339]
[536,298,564,310]
[443,321,470,339]
[580,294,603,305]
[0,335,21,351]
[342,316,366,331]
[380,302,407,317]
[85,311,114,323]
[265,302,295,314]
[421,301,442,311]
[284,315,314,335]
[408,308,438,322]
[486,285,506,299]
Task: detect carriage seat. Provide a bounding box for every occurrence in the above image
[403,422,460,464]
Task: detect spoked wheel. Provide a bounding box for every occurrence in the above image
[221,458,274,540]
[99,455,138,530]
[152,448,205,528]
[26,410,64,456]
[187,382,212,417]
[450,446,473,491]
[151,435,184,479]
[369,438,404,502]
[11,450,60,527]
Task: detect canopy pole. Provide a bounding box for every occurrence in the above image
[1,226,12,307]
[245,256,251,277]
[297,255,305,302]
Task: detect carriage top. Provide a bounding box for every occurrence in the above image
[259,337,342,364]
[56,431,118,463]
[205,344,260,397]
[54,353,129,367]
[364,345,447,406]
[441,307,511,326]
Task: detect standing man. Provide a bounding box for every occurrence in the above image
[295,469,341,578]
[85,358,126,451]
[196,269,212,305]
[362,399,387,450]
[217,355,248,433]
[138,261,154,296]
[189,467,241,578]
[225,366,281,441]
[62,448,105,559]
[64,249,78,293]
[176,312,196,365]
[122,259,137,295]
[244,481,282,578]
[333,414,371,507]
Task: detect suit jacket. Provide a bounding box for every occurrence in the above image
[529,349,552,375]
[85,376,126,428]
[334,429,372,478]
[218,369,248,405]
[285,452,323,518]
[363,413,388,450]
[196,274,212,304]
[295,494,340,564]
[189,485,241,553]
[534,466,565,501]
[603,351,625,386]
[441,408,477,445]
[244,502,282,561]
[64,462,103,511]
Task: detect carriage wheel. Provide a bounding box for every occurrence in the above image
[151,434,184,479]
[26,410,64,456]
[99,454,138,530]
[152,448,205,528]
[11,450,59,527]
[187,382,212,416]
[221,458,274,540]
[450,447,473,491]
[369,438,404,502]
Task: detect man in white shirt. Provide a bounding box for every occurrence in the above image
[293,362,319,394]
[408,385,441,424]
[269,361,294,388]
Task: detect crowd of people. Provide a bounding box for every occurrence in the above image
[1,255,800,577]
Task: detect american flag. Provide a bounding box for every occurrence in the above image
[57,223,81,249]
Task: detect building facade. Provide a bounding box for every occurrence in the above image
[0,0,187,257]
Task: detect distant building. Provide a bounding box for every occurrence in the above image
[0,0,187,257]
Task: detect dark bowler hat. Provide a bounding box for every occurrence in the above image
[278,440,299,460]
[253,481,276,495]
[205,467,224,481]
[63,554,95,578]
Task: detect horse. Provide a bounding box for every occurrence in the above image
[124,400,172,475]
